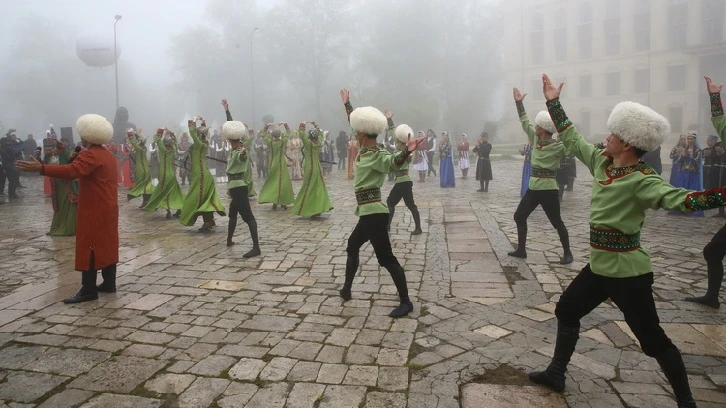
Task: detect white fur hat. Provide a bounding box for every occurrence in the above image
[350,106,387,136]
[395,124,413,144]
[534,111,557,134]
[76,114,113,145]
[607,101,671,152]
[221,121,247,141]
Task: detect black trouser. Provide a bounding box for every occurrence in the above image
[703,224,726,297]
[386,181,421,230]
[0,164,5,193]
[5,167,19,197]
[228,186,257,241]
[556,265,677,357]
[345,213,409,301]
[513,189,570,252]
[338,155,346,170]
[426,152,436,176]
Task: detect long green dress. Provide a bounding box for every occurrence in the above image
[145,137,184,213]
[292,129,333,216]
[48,144,78,236]
[127,138,155,198]
[179,124,226,226]
[258,130,295,206]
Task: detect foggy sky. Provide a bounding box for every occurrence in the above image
[0,0,276,86]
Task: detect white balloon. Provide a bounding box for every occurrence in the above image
[75,33,121,67]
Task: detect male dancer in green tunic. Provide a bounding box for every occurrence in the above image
[221,100,256,199]
[339,88,424,318]
[508,87,572,264]
[685,76,726,309]
[529,74,726,408]
[179,118,226,231]
[384,111,422,235]
[258,123,295,210]
[144,129,184,219]
[126,130,155,207]
[222,120,261,257]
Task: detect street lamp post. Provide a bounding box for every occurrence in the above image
[250,27,260,129]
[114,15,122,110]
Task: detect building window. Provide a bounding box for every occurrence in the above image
[606,71,621,96]
[578,2,592,59]
[603,0,620,56]
[667,65,686,91]
[531,13,544,64]
[669,105,683,133]
[633,0,650,51]
[580,111,591,136]
[554,9,567,61]
[579,73,592,97]
[703,0,725,45]
[668,0,689,49]
[634,69,650,94]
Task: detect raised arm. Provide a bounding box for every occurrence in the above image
[222,99,233,121]
[542,74,602,173]
[706,77,726,141]
[384,109,395,141]
[513,87,536,146]
[188,120,202,145]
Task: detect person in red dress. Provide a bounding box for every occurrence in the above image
[17,114,119,304]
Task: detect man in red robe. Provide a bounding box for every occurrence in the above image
[17,114,119,304]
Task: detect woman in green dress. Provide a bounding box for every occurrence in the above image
[145,129,184,219]
[47,139,78,236]
[292,122,333,218]
[126,130,155,208]
[258,123,295,210]
[179,118,226,231]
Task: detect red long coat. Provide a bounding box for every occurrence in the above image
[43,145,119,271]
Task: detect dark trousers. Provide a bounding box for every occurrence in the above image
[386,181,421,229]
[345,213,409,301]
[0,164,5,193]
[5,167,19,197]
[229,186,255,230]
[556,265,677,357]
[703,224,726,297]
[338,156,346,170]
[513,189,570,252]
[426,152,436,176]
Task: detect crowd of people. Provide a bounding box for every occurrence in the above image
[7,72,726,407]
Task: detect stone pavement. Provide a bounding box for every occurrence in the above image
[0,160,725,408]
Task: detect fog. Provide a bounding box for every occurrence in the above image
[2,0,725,148]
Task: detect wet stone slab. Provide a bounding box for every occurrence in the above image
[461,383,567,408]
[68,356,166,393]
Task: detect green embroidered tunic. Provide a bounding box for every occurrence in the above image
[258,130,295,205]
[127,138,155,197]
[225,110,256,197]
[547,97,726,278]
[144,137,184,212]
[517,101,565,191]
[387,118,412,184]
[226,147,248,189]
[179,123,226,226]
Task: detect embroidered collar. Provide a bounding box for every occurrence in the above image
[598,153,657,185]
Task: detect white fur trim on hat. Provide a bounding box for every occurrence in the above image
[395,124,413,144]
[76,114,113,145]
[221,121,247,141]
[607,101,671,152]
[350,106,387,136]
[534,111,556,134]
